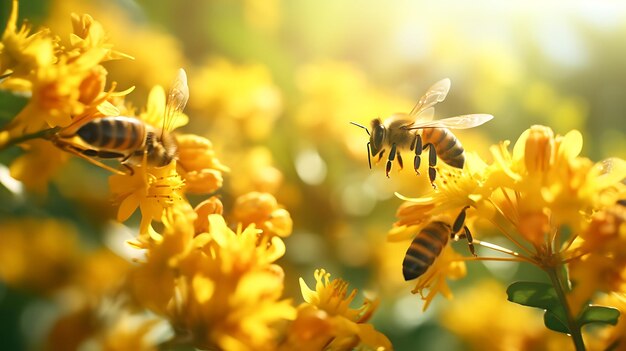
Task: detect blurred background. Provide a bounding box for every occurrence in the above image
[1,0,626,350]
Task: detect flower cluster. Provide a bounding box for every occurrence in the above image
[392,124,626,348]
[0,3,391,350]
[0,0,133,191]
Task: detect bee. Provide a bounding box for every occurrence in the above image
[351,78,493,186]
[402,206,476,281]
[51,68,189,175]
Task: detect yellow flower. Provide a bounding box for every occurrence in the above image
[67,13,132,62]
[178,214,294,350]
[193,196,224,234]
[292,269,392,350]
[132,212,295,350]
[0,0,56,76]
[490,126,625,236]
[109,161,186,235]
[568,202,626,307]
[393,152,493,233]
[4,54,101,135]
[128,204,196,317]
[2,7,132,137]
[231,191,293,239]
[396,124,626,323]
[46,0,185,96]
[484,126,626,262]
[175,133,229,194]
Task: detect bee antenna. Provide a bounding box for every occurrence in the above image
[350,121,370,136]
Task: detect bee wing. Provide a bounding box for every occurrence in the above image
[163,68,189,133]
[408,78,451,119]
[405,114,494,130]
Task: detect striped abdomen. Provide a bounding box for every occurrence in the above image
[421,128,464,168]
[76,116,146,154]
[402,221,451,281]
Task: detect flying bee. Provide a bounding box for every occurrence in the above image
[51,68,189,175]
[351,78,493,186]
[402,206,476,281]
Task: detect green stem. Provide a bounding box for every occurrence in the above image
[0,127,59,151]
[546,266,585,351]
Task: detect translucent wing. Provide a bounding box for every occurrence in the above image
[408,78,451,119]
[163,68,189,133]
[406,114,494,130]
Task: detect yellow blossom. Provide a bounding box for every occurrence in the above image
[231,191,293,238]
[109,161,186,235]
[489,126,625,235]
[394,152,493,232]
[46,0,185,96]
[176,133,229,194]
[2,7,132,137]
[0,0,56,77]
[128,204,196,317]
[396,124,626,330]
[569,202,626,307]
[293,269,392,350]
[67,13,132,62]
[193,196,224,234]
[480,126,626,270]
[5,54,105,134]
[131,211,295,350]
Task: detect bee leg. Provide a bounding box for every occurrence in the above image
[121,163,135,176]
[119,154,137,176]
[55,142,129,176]
[462,226,476,257]
[397,152,404,170]
[377,149,386,163]
[366,142,372,169]
[452,206,470,233]
[386,143,397,177]
[425,143,437,188]
[413,134,422,175]
[451,206,476,256]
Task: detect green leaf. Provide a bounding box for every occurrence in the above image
[507,281,573,335]
[544,310,570,333]
[506,281,559,310]
[578,305,620,327]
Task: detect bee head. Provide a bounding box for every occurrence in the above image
[369,118,385,156]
